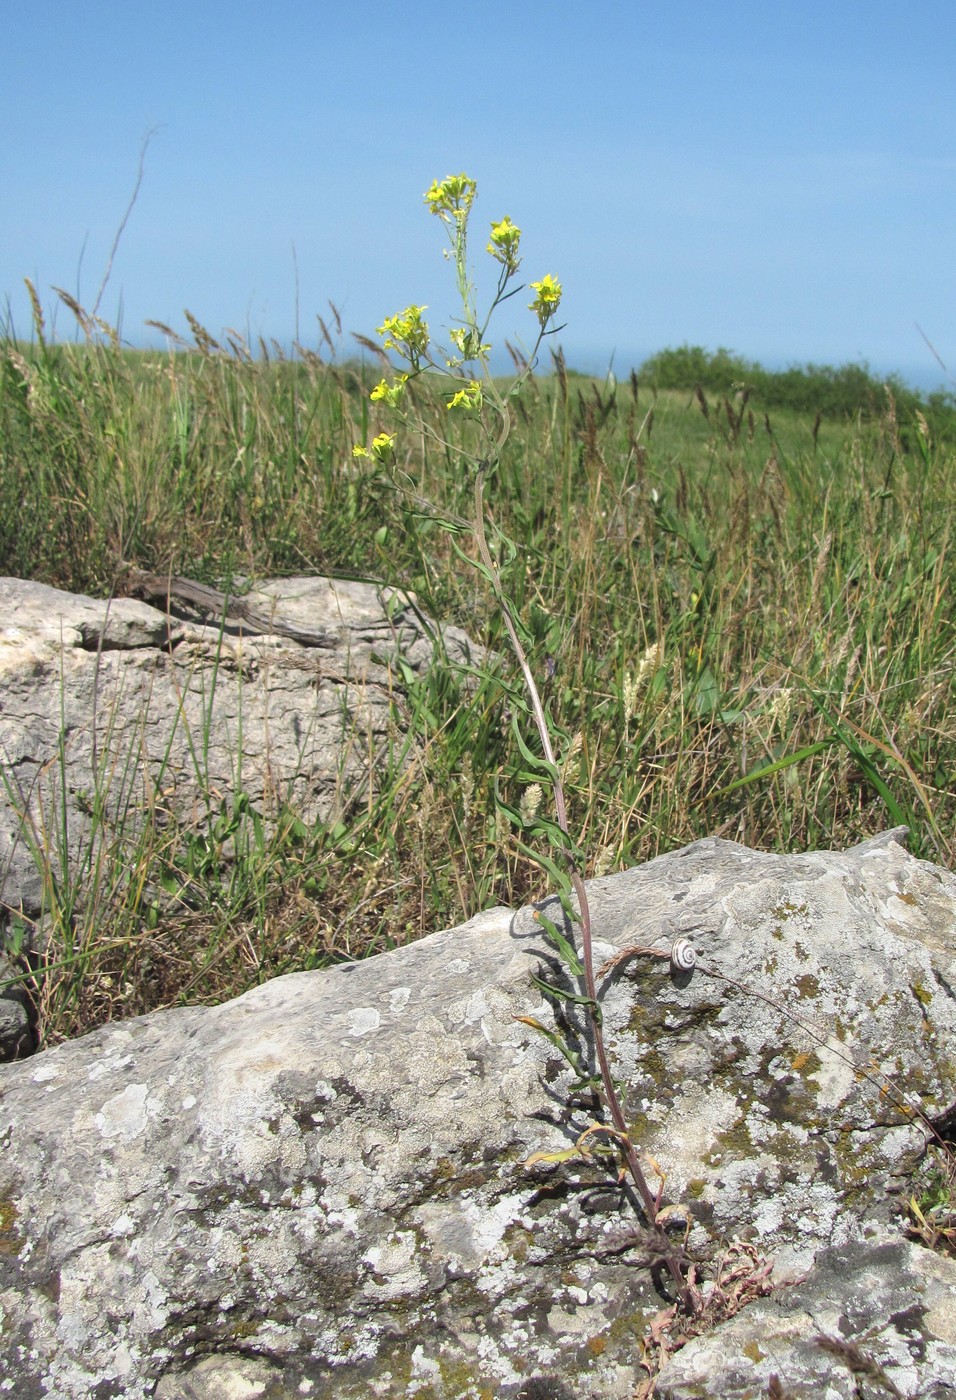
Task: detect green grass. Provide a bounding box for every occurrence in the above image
[2,303,955,1047]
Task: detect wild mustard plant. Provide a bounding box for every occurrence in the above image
[358,173,693,1308]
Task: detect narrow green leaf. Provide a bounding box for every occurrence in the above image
[449,535,498,589]
[491,782,525,831]
[522,807,577,852]
[530,973,599,1011]
[515,1015,585,1073]
[808,691,910,828]
[510,712,558,777]
[714,740,834,797]
[511,835,576,907]
[533,910,584,977]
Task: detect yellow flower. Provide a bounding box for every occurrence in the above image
[529,274,563,326]
[424,174,477,220]
[487,216,521,273]
[370,374,408,408]
[446,380,483,412]
[354,433,397,464]
[370,432,396,463]
[377,307,429,363]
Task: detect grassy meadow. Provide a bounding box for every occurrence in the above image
[1,307,955,1046]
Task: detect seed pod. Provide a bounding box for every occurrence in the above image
[670,938,697,972]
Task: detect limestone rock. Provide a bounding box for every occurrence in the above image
[0,975,31,1060]
[1,830,955,1397]
[0,573,478,1053]
[655,1238,956,1398]
[154,1353,291,1399]
[511,825,956,1277]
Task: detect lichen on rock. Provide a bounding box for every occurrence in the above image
[1,829,955,1396]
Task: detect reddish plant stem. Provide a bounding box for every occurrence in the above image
[472,466,691,1310]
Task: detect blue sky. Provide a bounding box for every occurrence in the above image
[5,1,956,389]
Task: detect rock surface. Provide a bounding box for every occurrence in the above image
[656,1238,956,1398]
[1,829,955,1397]
[0,574,477,917]
[0,574,479,1053]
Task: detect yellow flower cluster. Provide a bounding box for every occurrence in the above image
[357,173,563,468]
[424,173,477,221]
[529,275,563,326]
[351,432,396,465]
[370,374,408,408]
[377,306,429,363]
[487,216,522,274]
[446,380,483,413]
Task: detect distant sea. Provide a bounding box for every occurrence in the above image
[125,327,954,398]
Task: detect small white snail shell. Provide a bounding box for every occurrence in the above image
[670,938,697,972]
